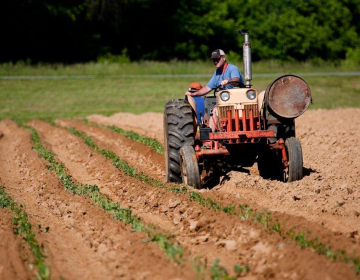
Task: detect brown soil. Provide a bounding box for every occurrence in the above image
[88,109,360,237]
[0,120,193,279]
[87,108,360,277]
[87,112,164,144]
[0,107,359,279]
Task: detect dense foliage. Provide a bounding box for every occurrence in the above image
[1,0,360,63]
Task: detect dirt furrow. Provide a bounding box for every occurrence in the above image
[0,120,192,280]
[214,108,360,238]
[88,113,164,144]
[89,109,360,238]
[0,208,30,279]
[58,117,360,258]
[57,119,165,182]
[51,119,358,279]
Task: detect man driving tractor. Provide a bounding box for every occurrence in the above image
[164,31,311,188]
[185,49,244,97]
[185,49,244,132]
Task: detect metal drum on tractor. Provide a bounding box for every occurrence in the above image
[164,30,312,188]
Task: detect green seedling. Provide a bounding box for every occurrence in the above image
[210,259,249,280]
[0,187,50,280]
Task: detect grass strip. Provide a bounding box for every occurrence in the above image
[84,119,163,154]
[0,187,50,280]
[28,125,245,278]
[68,126,360,275]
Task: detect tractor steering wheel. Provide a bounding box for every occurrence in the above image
[212,85,222,97]
[212,80,244,97]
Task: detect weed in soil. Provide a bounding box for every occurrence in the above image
[0,187,50,280]
[211,259,250,280]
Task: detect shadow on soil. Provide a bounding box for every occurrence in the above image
[202,165,250,190]
[202,165,318,190]
[303,167,318,177]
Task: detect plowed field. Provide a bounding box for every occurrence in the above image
[1,108,360,279]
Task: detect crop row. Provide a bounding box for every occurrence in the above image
[0,187,50,280]
[84,120,164,154]
[27,125,247,279]
[78,121,360,276]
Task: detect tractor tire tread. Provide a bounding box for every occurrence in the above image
[285,137,303,182]
[164,99,195,183]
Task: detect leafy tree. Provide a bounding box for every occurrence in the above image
[1,0,359,63]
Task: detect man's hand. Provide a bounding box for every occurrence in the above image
[220,78,229,87]
[185,85,211,97]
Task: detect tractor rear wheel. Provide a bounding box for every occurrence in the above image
[179,146,201,188]
[283,137,303,182]
[164,99,196,183]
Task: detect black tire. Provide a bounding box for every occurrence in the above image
[164,99,195,183]
[179,146,201,188]
[283,137,303,182]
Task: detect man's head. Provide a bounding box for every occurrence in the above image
[211,49,226,69]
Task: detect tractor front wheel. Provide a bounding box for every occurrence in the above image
[179,146,201,188]
[283,137,303,182]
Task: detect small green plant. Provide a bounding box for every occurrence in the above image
[210,259,249,280]
[0,187,50,280]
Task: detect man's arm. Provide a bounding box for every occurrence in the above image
[220,77,240,87]
[185,85,212,97]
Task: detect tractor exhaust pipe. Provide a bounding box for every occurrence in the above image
[238,30,252,88]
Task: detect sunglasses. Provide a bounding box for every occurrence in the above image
[212,58,221,62]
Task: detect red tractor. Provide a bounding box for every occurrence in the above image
[164,30,311,188]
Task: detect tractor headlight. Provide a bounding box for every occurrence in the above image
[246,90,256,100]
[220,91,230,101]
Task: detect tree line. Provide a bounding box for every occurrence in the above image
[1,0,360,63]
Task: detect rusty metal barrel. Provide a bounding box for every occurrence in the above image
[265,75,311,119]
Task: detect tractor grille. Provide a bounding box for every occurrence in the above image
[218,104,258,119]
[218,106,234,119]
[244,104,259,117]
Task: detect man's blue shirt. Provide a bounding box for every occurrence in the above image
[207,63,244,89]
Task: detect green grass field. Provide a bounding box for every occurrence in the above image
[1,61,359,122]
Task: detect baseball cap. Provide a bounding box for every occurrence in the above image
[211,49,225,59]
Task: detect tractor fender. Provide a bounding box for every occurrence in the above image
[187,96,205,125]
[258,90,266,117]
[187,96,197,114]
